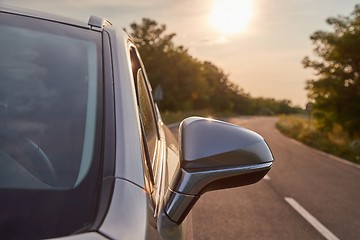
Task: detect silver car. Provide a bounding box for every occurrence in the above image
[0,6,274,239]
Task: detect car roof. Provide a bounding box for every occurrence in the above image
[0,4,91,30]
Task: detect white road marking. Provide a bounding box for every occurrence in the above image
[284,197,340,240]
[263,174,270,181]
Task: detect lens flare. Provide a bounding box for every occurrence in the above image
[209,0,254,35]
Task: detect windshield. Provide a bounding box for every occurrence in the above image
[0,16,99,189]
[0,11,103,239]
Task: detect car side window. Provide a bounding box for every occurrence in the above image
[130,47,159,168]
[137,69,158,163]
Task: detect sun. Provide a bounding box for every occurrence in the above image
[209,0,254,35]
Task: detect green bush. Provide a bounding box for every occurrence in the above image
[276,115,360,164]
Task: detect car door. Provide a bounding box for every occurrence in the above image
[129,45,193,239]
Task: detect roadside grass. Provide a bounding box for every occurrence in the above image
[276,115,360,164]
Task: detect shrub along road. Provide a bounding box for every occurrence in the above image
[171,116,360,240]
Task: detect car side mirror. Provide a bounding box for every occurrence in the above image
[164,117,274,224]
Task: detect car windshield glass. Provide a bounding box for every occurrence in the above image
[0,15,99,189]
[0,12,103,239]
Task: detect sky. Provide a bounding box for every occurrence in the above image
[1,0,359,107]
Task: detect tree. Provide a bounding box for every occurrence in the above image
[201,61,244,113]
[303,5,360,136]
[127,18,209,111]
[127,18,301,116]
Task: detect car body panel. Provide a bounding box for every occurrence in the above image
[99,179,157,240]
[0,4,89,30]
[105,27,146,189]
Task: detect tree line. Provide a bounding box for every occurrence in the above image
[126,18,302,116]
[303,4,360,137]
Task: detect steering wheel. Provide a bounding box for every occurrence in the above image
[0,128,58,186]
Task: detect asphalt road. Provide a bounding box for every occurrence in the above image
[187,116,360,240]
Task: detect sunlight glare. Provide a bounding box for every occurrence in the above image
[210,0,254,35]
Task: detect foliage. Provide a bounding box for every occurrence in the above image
[251,98,303,115]
[276,115,360,164]
[161,110,213,125]
[161,109,242,125]
[303,5,360,137]
[127,19,210,111]
[126,18,301,115]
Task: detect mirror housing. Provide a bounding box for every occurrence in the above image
[165,117,274,224]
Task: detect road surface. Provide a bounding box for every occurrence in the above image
[187,116,360,240]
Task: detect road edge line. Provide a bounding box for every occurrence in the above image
[284,197,340,240]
